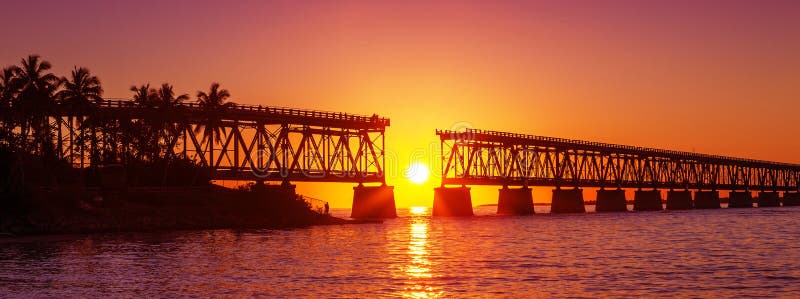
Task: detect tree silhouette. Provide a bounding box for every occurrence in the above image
[129,84,159,160]
[0,66,19,145]
[195,82,234,165]
[0,66,18,109]
[130,83,155,108]
[57,67,103,114]
[57,67,104,164]
[154,83,189,159]
[0,55,243,187]
[10,55,60,156]
[155,83,189,110]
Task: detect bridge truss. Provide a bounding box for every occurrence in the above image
[48,100,388,183]
[437,129,800,191]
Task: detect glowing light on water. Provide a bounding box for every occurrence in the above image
[402,220,442,298]
[410,206,428,215]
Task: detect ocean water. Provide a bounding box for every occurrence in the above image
[1,205,799,298]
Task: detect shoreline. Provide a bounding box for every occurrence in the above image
[0,184,377,238]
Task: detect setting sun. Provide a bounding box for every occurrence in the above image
[405,162,430,184]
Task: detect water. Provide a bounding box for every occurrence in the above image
[1,205,799,298]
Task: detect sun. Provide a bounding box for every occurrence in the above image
[405,162,430,184]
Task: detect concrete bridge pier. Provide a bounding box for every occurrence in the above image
[757,191,780,207]
[694,190,721,209]
[433,186,473,216]
[595,188,628,212]
[497,186,534,215]
[728,191,753,208]
[783,192,800,206]
[551,188,585,213]
[633,190,663,211]
[351,184,397,219]
[666,190,693,210]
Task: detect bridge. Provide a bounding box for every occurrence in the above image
[27,101,800,219]
[433,128,800,216]
[48,99,397,218]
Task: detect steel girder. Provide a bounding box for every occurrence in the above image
[438,129,800,191]
[39,100,387,183]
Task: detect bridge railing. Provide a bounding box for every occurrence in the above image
[436,128,800,169]
[98,98,389,126]
[298,195,329,215]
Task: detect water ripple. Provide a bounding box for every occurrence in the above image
[1,206,799,297]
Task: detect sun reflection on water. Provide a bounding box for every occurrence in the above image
[406,223,431,279]
[402,215,442,298]
[410,206,428,215]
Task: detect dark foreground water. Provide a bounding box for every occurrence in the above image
[1,205,799,298]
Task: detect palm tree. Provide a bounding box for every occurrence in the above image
[56,67,104,164]
[128,83,161,160]
[155,83,189,110]
[154,83,188,159]
[10,55,61,156]
[0,66,19,145]
[130,83,155,108]
[57,67,103,114]
[0,66,18,108]
[195,82,235,165]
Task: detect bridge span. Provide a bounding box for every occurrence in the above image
[50,99,397,219]
[433,128,800,216]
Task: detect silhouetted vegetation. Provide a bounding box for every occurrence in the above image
[0,55,343,236]
[0,55,228,188]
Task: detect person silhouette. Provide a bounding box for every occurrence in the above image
[324,202,330,215]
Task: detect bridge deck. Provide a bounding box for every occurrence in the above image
[92,99,389,130]
[437,129,799,169]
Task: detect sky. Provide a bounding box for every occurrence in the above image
[2,0,799,207]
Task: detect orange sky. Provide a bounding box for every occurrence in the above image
[2,1,799,207]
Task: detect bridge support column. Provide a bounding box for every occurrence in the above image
[595,189,628,212]
[497,186,534,215]
[433,186,473,217]
[728,191,753,208]
[551,188,585,213]
[783,192,800,206]
[694,191,720,209]
[351,185,397,219]
[757,192,780,207]
[666,190,693,210]
[633,190,663,211]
